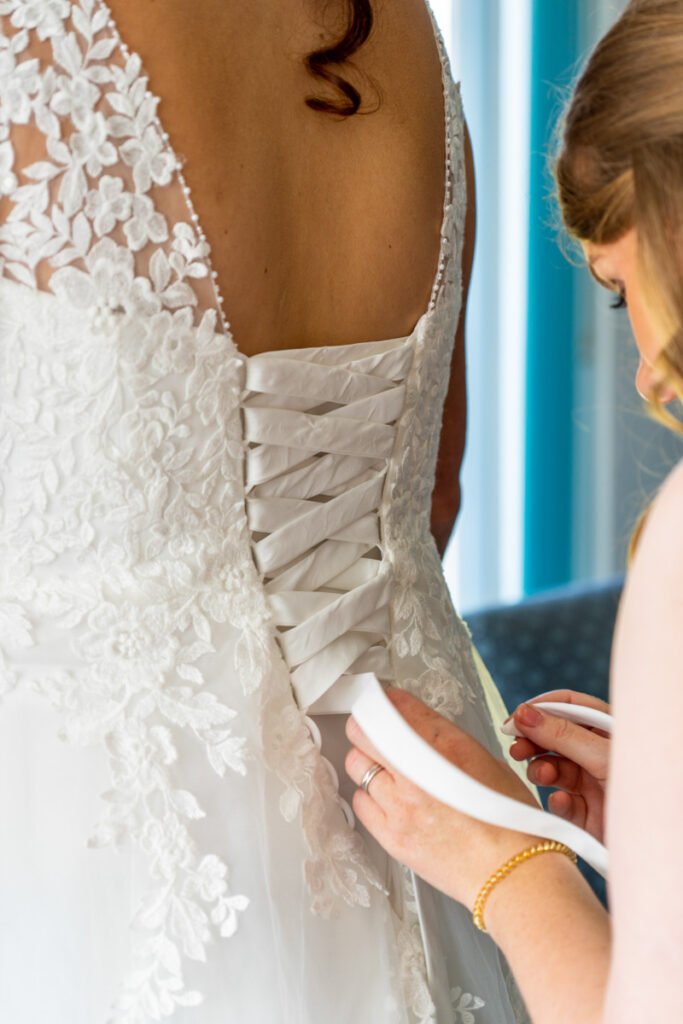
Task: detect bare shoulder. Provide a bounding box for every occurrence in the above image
[648,456,683,519]
[633,457,683,580]
[606,467,683,1019]
[613,457,683,694]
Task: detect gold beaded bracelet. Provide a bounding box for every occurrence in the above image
[472,840,578,933]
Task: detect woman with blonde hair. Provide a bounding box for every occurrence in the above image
[347,1,683,1020]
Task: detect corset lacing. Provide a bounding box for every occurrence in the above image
[242,336,414,713]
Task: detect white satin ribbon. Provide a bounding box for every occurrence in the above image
[351,676,610,878]
[243,335,415,714]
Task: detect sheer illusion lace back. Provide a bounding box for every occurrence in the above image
[0,3,528,1023]
[0,0,222,329]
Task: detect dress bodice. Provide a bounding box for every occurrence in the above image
[243,334,414,714]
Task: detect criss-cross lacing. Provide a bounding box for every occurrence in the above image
[242,336,414,713]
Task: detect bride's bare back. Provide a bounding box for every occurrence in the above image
[106,0,450,356]
[1,0,471,545]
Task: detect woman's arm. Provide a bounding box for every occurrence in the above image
[602,460,683,1021]
[483,828,610,1024]
[431,123,475,555]
[346,692,611,1024]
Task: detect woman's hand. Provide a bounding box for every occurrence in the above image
[507,690,610,842]
[345,688,541,911]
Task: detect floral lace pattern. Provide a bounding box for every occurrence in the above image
[451,988,486,1024]
[0,2,526,1022]
[384,50,500,746]
[0,1,381,1018]
[0,276,257,1019]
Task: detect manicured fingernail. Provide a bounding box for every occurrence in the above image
[516,703,543,727]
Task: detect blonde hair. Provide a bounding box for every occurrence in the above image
[556,0,683,559]
[556,0,683,430]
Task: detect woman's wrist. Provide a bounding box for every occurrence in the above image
[481,841,583,943]
[472,841,577,933]
[477,840,610,1024]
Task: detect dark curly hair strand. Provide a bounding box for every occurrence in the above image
[305,0,375,117]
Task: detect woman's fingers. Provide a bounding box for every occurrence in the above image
[512,704,609,783]
[509,736,543,761]
[526,754,581,792]
[505,688,611,756]
[346,713,390,768]
[344,744,393,807]
[346,689,473,802]
[526,689,611,714]
[548,790,588,829]
[351,786,389,834]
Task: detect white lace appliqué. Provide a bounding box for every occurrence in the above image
[0,2,389,1017]
[451,987,486,1024]
[0,2,253,1018]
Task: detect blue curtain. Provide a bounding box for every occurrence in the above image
[524,0,583,594]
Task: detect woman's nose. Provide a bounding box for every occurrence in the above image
[636,358,656,401]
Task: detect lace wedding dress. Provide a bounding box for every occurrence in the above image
[0,3,527,1022]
